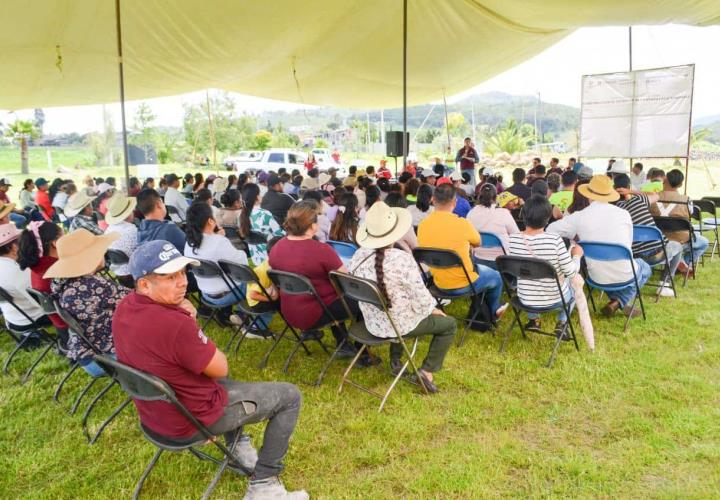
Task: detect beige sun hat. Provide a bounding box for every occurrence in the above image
[64,191,97,218]
[578,175,620,203]
[43,229,119,279]
[356,201,412,249]
[0,223,21,246]
[104,193,137,225]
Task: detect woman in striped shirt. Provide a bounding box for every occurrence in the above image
[508,195,583,336]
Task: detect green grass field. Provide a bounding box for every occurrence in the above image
[1,250,719,498]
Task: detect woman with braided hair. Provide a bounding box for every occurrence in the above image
[350,202,456,394]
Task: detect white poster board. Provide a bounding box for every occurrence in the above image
[579,64,694,158]
[136,163,160,180]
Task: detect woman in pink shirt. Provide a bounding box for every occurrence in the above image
[466,184,519,270]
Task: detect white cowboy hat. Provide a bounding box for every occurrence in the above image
[96,182,114,195]
[104,193,137,225]
[64,191,97,217]
[356,201,412,249]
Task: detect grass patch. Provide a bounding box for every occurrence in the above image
[1,255,720,498]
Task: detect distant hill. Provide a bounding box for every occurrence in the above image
[258,92,580,138]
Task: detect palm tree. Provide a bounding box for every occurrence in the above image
[483,118,533,155]
[4,119,39,174]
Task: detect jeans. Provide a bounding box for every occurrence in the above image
[79,354,115,377]
[9,212,27,228]
[206,379,302,480]
[527,285,575,323]
[202,288,274,329]
[607,259,652,308]
[437,263,503,316]
[473,257,498,271]
[683,235,709,265]
[389,314,456,372]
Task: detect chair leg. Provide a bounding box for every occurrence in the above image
[88,397,132,445]
[20,341,54,385]
[338,345,366,395]
[622,296,640,333]
[499,308,522,353]
[54,362,80,404]
[81,379,118,442]
[586,287,597,312]
[379,338,422,412]
[133,448,163,500]
[546,333,564,368]
[258,325,291,369]
[70,377,100,415]
[314,339,345,386]
[3,334,33,374]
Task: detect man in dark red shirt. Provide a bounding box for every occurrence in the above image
[454,137,479,187]
[113,240,308,500]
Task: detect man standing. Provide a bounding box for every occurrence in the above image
[455,137,479,187]
[163,174,188,223]
[548,158,562,176]
[113,241,308,500]
[261,173,295,226]
[630,162,645,190]
[547,175,651,318]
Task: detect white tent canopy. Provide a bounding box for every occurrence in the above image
[1,0,719,110]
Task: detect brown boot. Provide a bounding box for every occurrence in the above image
[601,299,621,317]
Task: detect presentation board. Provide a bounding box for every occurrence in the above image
[579,64,694,158]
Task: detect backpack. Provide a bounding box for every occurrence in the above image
[467,294,493,332]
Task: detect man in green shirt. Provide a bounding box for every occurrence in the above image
[549,170,576,213]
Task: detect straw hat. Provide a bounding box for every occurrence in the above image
[0,223,21,247]
[64,191,97,217]
[578,175,620,203]
[301,172,331,191]
[356,201,412,249]
[0,202,16,221]
[104,193,137,225]
[43,229,119,279]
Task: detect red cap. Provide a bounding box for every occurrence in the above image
[436,177,452,186]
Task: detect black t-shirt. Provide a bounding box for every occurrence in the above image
[507,183,532,201]
[261,189,295,226]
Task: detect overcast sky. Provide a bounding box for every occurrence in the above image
[3,24,719,134]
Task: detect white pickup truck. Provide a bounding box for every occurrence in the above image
[224,148,307,174]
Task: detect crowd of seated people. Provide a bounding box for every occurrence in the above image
[1,153,715,499]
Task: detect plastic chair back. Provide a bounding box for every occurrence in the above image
[578,241,633,262]
[329,271,386,310]
[496,255,558,281]
[653,216,694,239]
[245,231,267,245]
[25,288,57,315]
[327,240,358,261]
[95,355,174,402]
[268,269,315,296]
[106,249,130,266]
[412,247,463,269]
[632,225,663,243]
[479,232,506,253]
[191,258,223,279]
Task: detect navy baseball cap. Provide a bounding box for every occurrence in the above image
[35,177,48,187]
[129,240,199,280]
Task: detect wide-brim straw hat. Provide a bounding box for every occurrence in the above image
[0,202,16,221]
[44,229,120,279]
[578,175,620,203]
[64,191,97,218]
[104,193,137,225]
[356,201,412,249]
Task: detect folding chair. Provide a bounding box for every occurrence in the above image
[412,247,491,347]
[479,232,507,255]
[631,225,677,301]
[578,241,646,332]
[53,301,131,444]
[653,216,696,286]
[244,231,267,246]
[693,199,718,259]
[0,286,57,384]
[217,260,282,357]
[327,240,358,265]
[165,205,185,223]
[266,269,337,384]
[94,355,251,500]
[222,226,249,255]
[329,271,429,411]
[190,259,240,331]
[495,256,579,367]
[106,248,129,267]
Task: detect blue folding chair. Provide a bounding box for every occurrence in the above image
[479,232,507,254]
[632,225,677,301]
[327,240,358,266]
[578,241,646,332]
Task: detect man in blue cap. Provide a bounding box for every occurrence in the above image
[112,240,308,500]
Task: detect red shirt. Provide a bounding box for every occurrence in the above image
[30,256,67,329]
[268,238,342,330]
[35,189,55,221]
[112,292,227,438]
[304,160,316,171]
[0,190,9,203]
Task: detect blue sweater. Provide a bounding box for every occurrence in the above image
[137,219,186,252]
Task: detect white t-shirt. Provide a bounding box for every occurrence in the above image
[164,187,188,223]
[184,233,248,295]
[0,257,45,326]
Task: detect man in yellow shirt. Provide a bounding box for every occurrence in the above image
[417,184,506,319]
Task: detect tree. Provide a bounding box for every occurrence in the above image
[131,102,156,161]
[4,120,39,174]
[253,130,273,150]
[446,112,470,139]
[315,138,329,148]
[484,118,534,155]
[691,127,712,149]
[416,127,442,144]
[33,108,45,137]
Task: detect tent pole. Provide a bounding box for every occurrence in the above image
[402,0,407,178]
[628,26,634,172]
[114,0,130,194]
[443,90,451,156]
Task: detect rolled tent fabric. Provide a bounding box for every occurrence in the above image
[0,0,718,110]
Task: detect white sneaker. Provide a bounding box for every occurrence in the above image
[439,299,451,306]
[229,314,245,327]
[231,435,258,471]
[658,285,675,297]
[243,476,309,500]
